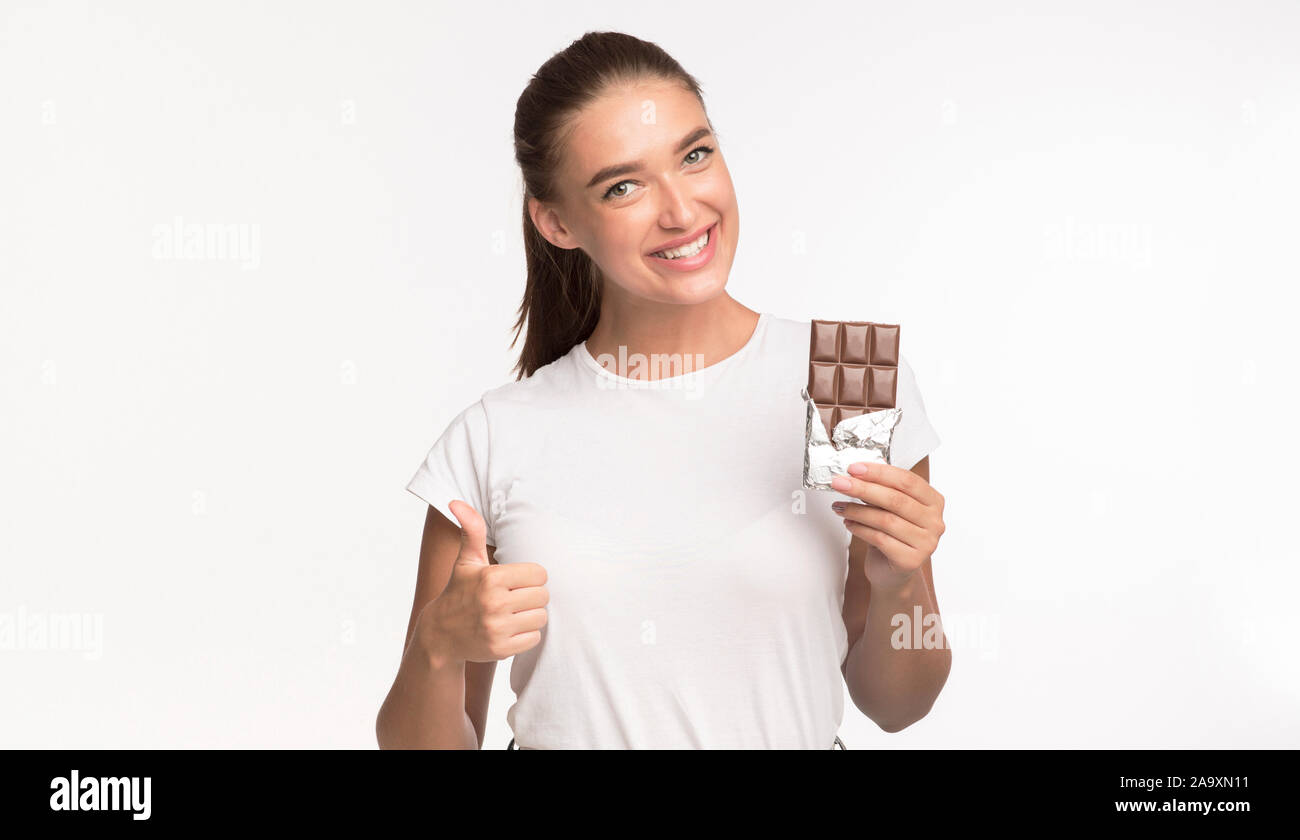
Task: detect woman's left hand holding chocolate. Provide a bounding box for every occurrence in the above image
[830,462,946,594]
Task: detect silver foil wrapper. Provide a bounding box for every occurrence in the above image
[801,386,902,490]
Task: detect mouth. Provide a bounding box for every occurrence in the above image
[646,222,718,265]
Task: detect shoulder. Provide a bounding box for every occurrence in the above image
[762,313,813,346]
[895,351,929,396]
[470,342,584,418]
[751,312,812,363]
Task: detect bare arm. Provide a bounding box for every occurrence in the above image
[840,455,952,731]
[375,506,499,749]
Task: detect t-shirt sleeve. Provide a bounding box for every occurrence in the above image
[406,399,497,547]
[889,352,942,471]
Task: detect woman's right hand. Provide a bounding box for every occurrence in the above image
[416,500,549,666]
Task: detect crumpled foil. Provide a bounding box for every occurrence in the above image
[801,386,902,490]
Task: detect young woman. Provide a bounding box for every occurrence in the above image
[376,31,950,750]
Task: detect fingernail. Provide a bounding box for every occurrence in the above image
[848,463,869,476]
[830,476,851,492]
[831,502,845,513]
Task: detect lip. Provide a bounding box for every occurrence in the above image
[645,221,719,272]
[647,222,717,256]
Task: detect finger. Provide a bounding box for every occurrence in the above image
[847,461,942,507]
[503,607,548,635]
[829,475,929,528]
[494,561,548,590]
[504,585,549,612]
[839,503,929,551]
[499,630,542,657]
[448,500,490,565]
[844,519,921,560]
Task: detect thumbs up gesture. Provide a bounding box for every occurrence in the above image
[419,500,549,664]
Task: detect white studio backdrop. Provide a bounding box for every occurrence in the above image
[1,0,1296,748]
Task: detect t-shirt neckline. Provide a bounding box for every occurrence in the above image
[575,312,770,385]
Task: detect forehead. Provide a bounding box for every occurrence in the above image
[560,80,704,179]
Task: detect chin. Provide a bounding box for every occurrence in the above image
[648,271,729,306]
[641,251,733,303]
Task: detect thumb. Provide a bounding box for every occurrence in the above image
[447,500,490,566]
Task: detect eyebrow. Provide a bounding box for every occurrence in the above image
[584,126,714,189]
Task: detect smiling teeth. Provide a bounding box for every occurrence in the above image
[652,228,710,259]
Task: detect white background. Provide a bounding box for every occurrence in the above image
[2,0,1297,748]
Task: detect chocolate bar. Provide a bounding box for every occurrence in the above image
[800,319,904,489]
[807,319,900,440]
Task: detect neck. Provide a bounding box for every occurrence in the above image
[583,294,761,381]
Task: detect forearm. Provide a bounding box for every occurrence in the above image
[844,571,952,732]
[376,626,479,749]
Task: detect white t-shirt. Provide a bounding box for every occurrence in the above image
[406,312,942,749]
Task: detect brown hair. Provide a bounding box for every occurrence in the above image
[510,31,712,379]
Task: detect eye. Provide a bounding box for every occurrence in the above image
[600,145,716,202]
[684,144,714,165]
[603,181,635,200]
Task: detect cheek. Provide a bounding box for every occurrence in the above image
[702,177,739,242]
[593,216,651,261]
[704,164,738,206]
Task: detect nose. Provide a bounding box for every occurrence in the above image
[656,176,697,232]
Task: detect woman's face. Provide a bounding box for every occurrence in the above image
[529,78,739,307]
